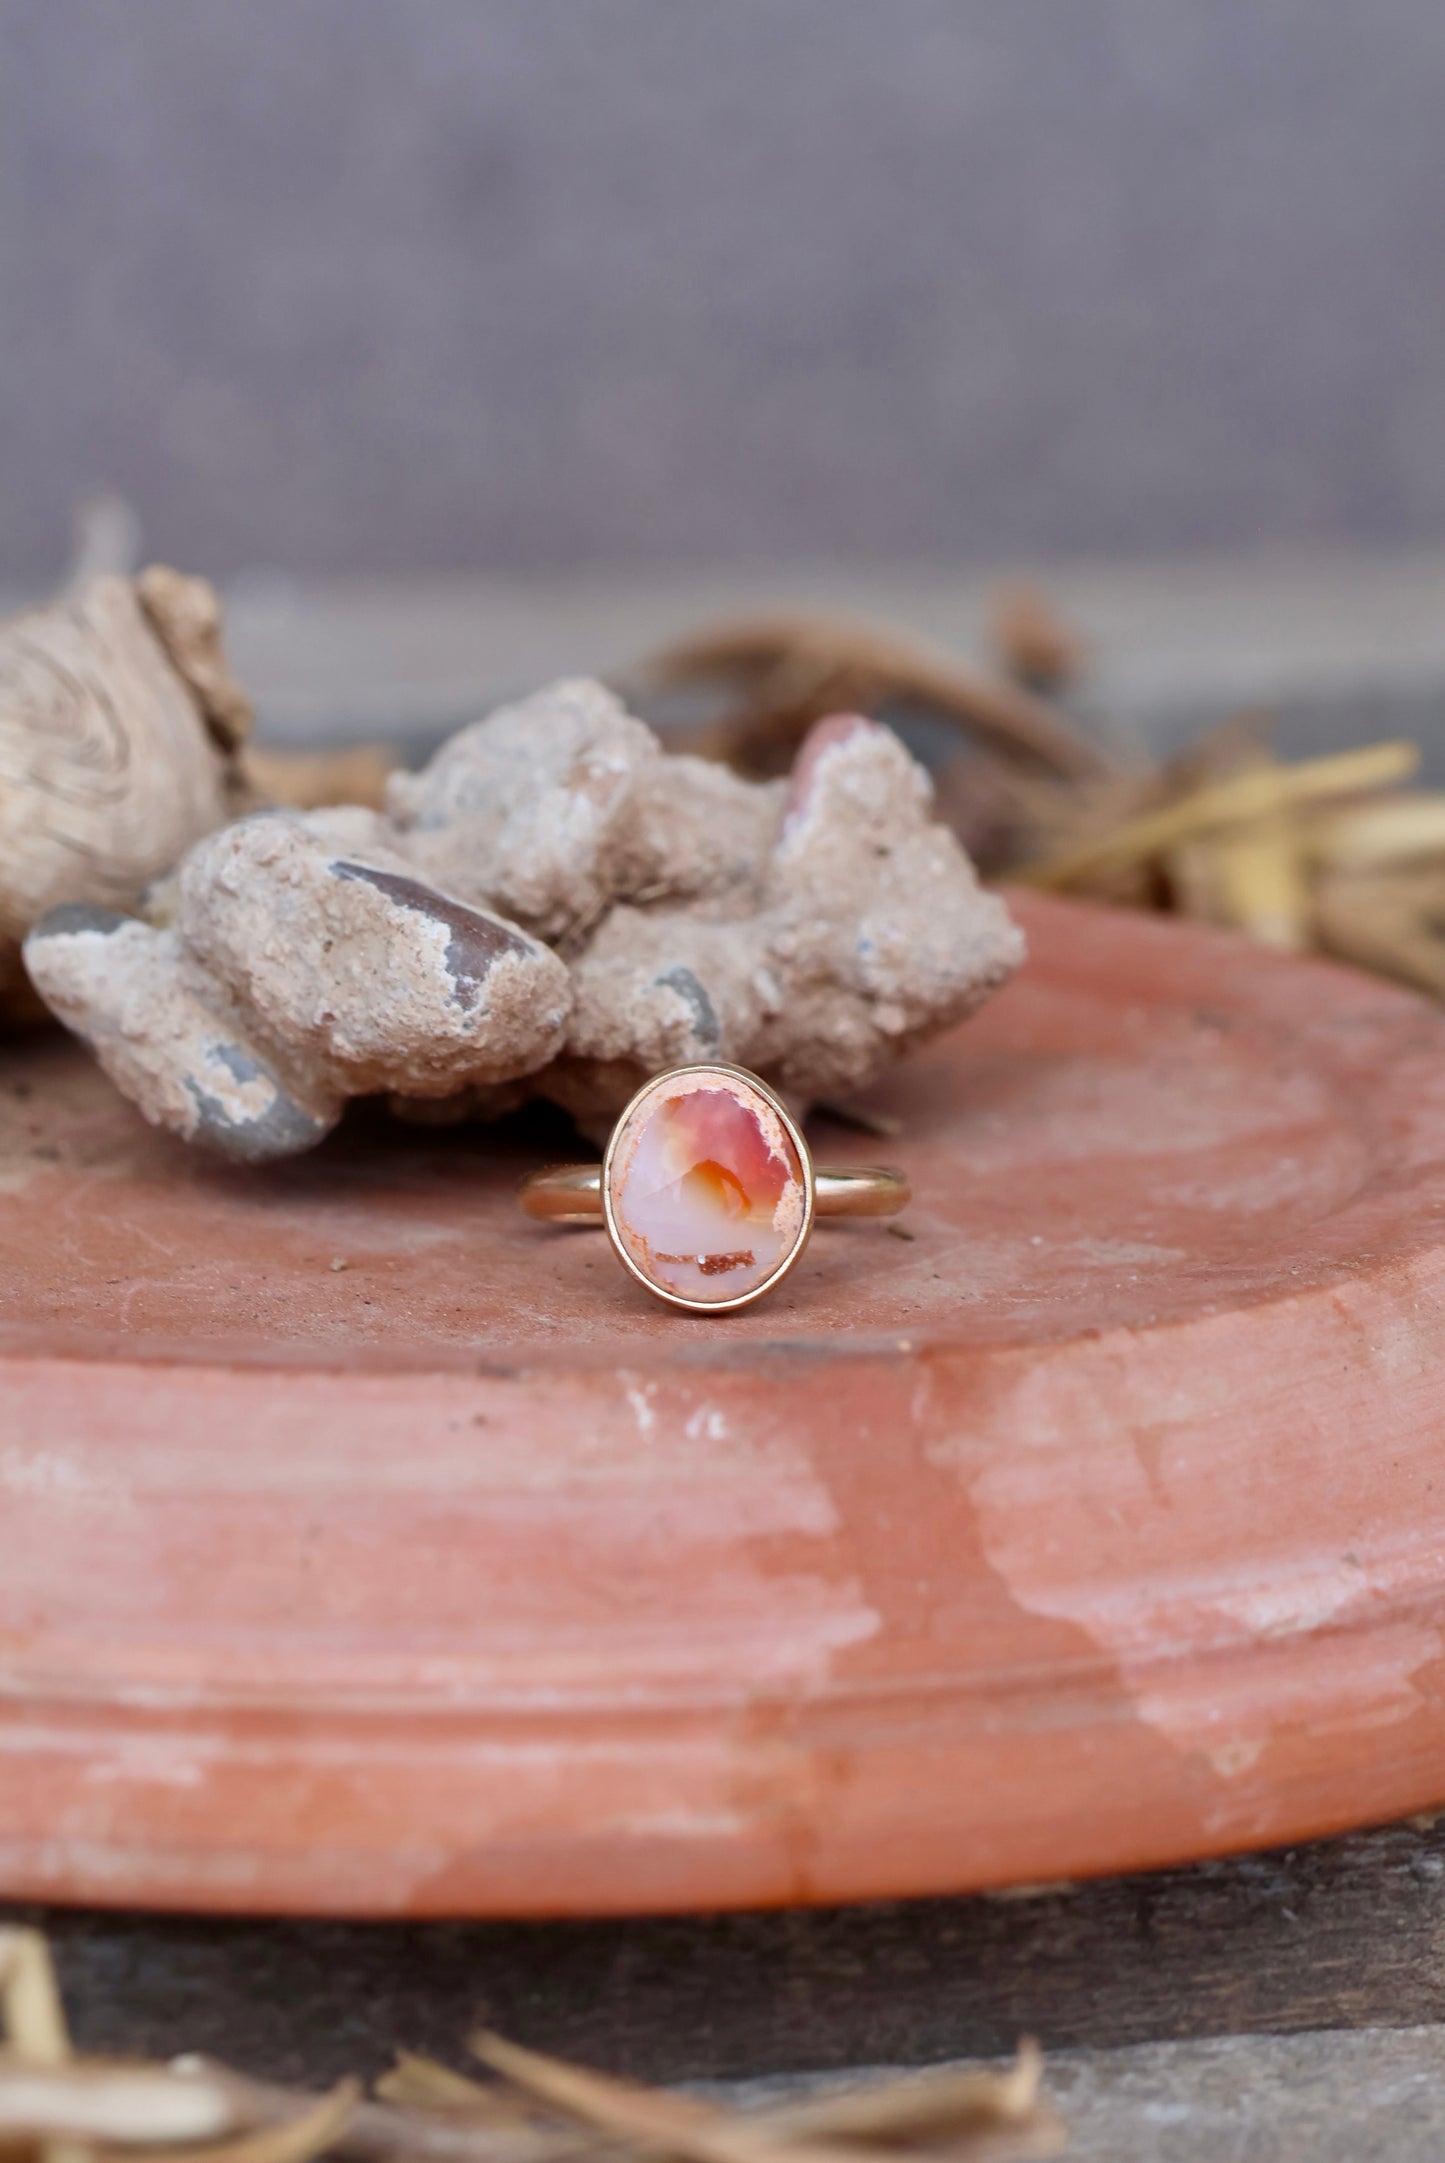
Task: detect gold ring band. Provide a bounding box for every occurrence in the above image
[520,1160,910,1224]
[517,1062,909,1313]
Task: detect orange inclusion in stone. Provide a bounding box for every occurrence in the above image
[684,1158,751,1218]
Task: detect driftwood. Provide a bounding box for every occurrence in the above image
[0,569,248,1006]
[630,612,1106,783]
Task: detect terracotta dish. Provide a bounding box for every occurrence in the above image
[3,892,1444,1916]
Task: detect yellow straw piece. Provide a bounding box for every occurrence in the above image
[1307,793,1445,873]
[1016,741,1420,891]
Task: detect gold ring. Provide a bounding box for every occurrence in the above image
[518,1062,909,1314]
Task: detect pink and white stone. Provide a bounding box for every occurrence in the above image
[606,1068,809,1306]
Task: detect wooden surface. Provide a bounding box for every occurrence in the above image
[4,892,1445,1914]
[732,2024,1445,2163]
[1040,2028,1445,2162]
[7,1814,1445,2085]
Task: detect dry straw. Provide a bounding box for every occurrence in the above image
[0,1932,1061,2163]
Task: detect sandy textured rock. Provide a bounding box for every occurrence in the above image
[23,904,340,1161]
[387,677,659,944]
[25,680,1023,1161]
[551,712,1023,1116]
[26,814,572,1159]
[388,678,783,943]
[178,816,571,1098]
[758,712,1023,1093]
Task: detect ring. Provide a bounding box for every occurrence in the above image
[518,1062,909,1313]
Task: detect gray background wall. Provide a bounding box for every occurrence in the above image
[4,0,1445,586]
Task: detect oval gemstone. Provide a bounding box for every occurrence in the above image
[606,1068,809,1307]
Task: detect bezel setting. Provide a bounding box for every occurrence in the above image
[601,1063,816,1314]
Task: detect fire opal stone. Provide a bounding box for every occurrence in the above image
[607,1068,809,1306]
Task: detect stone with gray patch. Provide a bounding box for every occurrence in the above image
[23,678,1022,1159]
[22,910,342,1161]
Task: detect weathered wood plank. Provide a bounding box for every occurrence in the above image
[728,2027,1445,2162]
[1050,2028,1445,2163]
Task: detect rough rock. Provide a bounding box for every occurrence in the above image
[25,680,1023,1161]
[387,677,780,944]
[548,707,1025,1121]
[27,819,571,1160]
[24,904,339,1161]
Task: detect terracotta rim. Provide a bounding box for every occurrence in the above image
[5,893,1445,1917]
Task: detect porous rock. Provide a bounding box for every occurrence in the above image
[386,677,780,943]
[26,816,571,1161]
[25,680,1023,1160]
[24,903,338,1162]
[549,708,1025,1120]
[177,816,571,1099]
